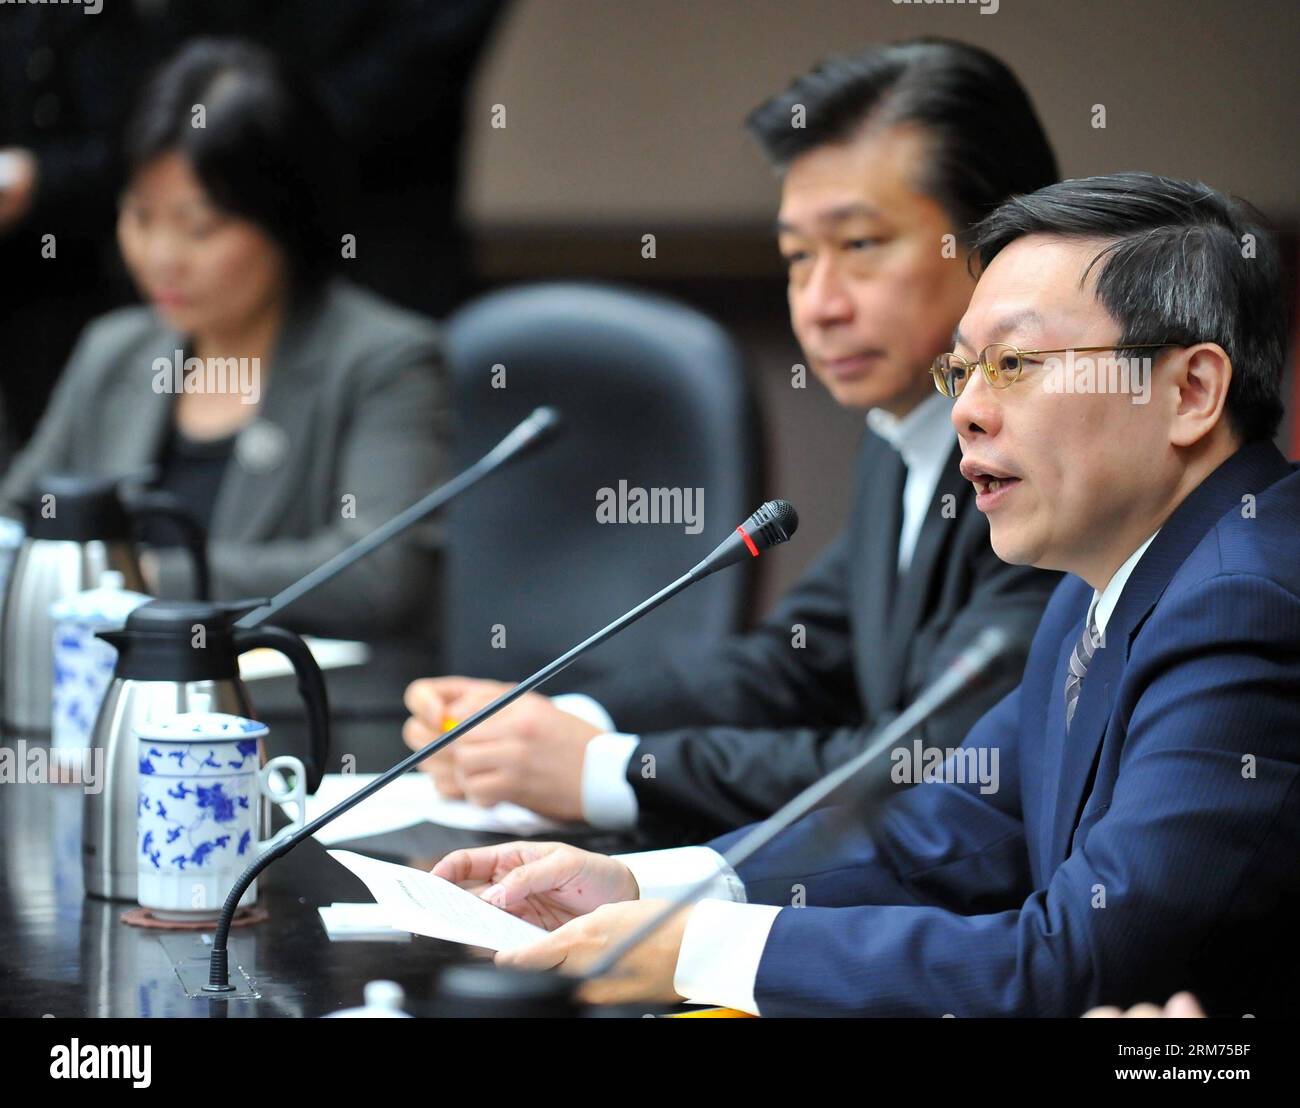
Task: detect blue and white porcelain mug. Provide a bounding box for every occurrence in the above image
[135,712,306,920]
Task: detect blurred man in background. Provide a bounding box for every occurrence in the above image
[403,40,1064,839]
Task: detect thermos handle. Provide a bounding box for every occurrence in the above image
[232,625,330,794]
[125,489,212,600]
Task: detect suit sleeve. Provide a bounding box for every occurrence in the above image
[0,318,111,517]
[743,572,1300,1016]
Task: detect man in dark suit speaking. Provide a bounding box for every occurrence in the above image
[433,172,1300,1017]
[402,40,1063,835]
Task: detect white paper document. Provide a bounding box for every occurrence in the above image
[239,637,370,682]
[327,849,546,952]
[289,772,562,844]
[318,902,412,942]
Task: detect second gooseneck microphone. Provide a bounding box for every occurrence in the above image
[203,499,799,991]
[586,624,1014,981]
[235,406,562,629]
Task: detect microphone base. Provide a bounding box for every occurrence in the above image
[429,964,580,1018]
[176,960,258,1000]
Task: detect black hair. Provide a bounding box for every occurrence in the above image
[123,38,342,290]
[746,37,1059,244]
[971,172,1287,443]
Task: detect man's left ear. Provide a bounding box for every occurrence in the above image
[1168,342,1232,448]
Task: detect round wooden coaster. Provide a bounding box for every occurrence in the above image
[119,905,269,930]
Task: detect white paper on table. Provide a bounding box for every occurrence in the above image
[318,902,412,942]
[239,637,370,682]
[327,849,546,952]
[287,772,561,845]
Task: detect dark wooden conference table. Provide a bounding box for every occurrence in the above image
[0,707,653,1019]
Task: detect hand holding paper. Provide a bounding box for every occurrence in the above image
[328,849,546,952]
[432,839,640,930]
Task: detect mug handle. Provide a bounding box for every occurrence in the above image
[258,755,307,850]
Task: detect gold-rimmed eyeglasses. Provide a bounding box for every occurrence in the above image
[931,343,1178,399]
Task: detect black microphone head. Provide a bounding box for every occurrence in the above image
[525,405,562,439]
[488,406,563,464]
[689,499,799,579]
[514,405,562,451]
[745,499,799,551]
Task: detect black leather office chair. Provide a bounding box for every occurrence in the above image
[441,281,764,690]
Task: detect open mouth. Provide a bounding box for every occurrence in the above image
[971,473,1020,495]
[960,459,1022,501]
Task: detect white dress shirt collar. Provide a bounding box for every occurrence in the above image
[865,391,954,474]
[864,392,956,573]
[1090,530,1160,639]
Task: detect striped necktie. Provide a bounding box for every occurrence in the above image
[1064,608,1102,731]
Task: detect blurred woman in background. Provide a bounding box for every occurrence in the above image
[0,38,449,648]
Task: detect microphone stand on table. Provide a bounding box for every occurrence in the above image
[202,500,802,995]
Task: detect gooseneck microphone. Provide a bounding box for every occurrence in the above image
[688,498,799,580]
[203,499,799,992]
[234,406,563,629]
[586,624,1014,981]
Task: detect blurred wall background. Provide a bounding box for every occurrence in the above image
[467,0,1300,227]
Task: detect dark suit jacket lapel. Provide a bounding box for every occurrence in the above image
[1037,610,1081,879]
[1048,440,1295,867]
[208,288,331,542]
[856,434,907,714]
[882,440,967,699]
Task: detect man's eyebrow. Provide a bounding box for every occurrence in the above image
[953,309,1045,352]
[775,202,882,234]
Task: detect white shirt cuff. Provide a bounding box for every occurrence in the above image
[550,695,638,830]
[551,693,616,732]
[616,846,746,903]
[675,900,780,1016]
[616,848,768,1015]
[579,732,640,830]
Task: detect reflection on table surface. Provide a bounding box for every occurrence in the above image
[0,731,640,1018]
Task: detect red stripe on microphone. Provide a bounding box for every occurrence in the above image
[737,526,760,558]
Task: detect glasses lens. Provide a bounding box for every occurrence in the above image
[983,344,1022,387]
[932,354,970,397]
